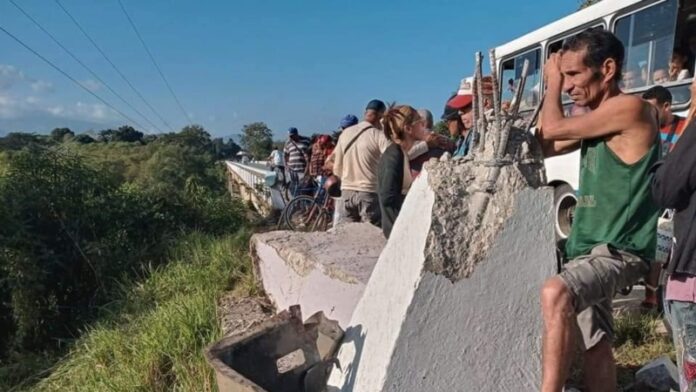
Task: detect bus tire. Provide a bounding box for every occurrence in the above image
[554,183,576,241]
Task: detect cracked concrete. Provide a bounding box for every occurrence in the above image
[251,223,385,327]
[424,125,546,281]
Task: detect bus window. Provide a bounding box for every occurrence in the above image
[500,48,541,112]
[614,0,678,91]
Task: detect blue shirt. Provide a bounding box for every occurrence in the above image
[453,130,475,157]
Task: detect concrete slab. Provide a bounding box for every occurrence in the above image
[327,124,557,391]
[251,223,385,327]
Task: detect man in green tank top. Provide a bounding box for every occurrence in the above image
[536,29,660,392]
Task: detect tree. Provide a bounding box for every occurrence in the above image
[432,121,450,137]
[73,134,95,144]
[578,0,601,9]
[177,124,212,150]
[50,127,74,142]
[239,122,273,160]
[0,133,47,151]
[114,125,144,143]
[212,137,241,160]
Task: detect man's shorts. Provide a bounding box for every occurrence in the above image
[559,244,649,350]
[342,190,380,226]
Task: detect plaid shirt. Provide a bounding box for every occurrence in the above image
[309,143,328,176]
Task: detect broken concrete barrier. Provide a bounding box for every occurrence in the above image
[635,355,679,392]
[327,116,557,390]
[251,223,385,327]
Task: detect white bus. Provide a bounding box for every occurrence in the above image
[494,0,695,240]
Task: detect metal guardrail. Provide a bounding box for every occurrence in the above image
[225,161,285,211]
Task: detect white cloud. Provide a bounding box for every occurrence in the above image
[74,101,115,121]
[47,105,65,116]
[30,80,54,93]
[80,79,101,92]
[0,65,25,90]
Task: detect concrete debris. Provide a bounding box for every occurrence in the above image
[328,50,556,391]
[251,222,385,327]
[424,122,545,281]
[635,355,679,392]
[206,306,344,392]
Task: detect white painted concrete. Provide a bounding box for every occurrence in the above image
[328,170,556,391]
[251,223,385,327]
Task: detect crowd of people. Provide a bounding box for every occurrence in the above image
[266,27,696,391]
[622,45,695,90]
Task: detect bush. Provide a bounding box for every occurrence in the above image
[0,146,245,355]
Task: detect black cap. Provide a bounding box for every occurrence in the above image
[441,93,459,120]
[366,99,386,112]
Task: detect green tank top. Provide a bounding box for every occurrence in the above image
[565,135,660,262]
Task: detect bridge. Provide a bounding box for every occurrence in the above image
[224,160,285,215]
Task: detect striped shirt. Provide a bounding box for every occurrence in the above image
[284,137,310,173]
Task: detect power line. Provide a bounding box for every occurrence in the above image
[9,0,160,132]
[53,0,175,132]
[0,24,145,129]
[117,0,193,125]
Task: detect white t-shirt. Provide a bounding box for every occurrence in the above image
[270,150,284,166]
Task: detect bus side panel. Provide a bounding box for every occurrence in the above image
[545,150,581,191]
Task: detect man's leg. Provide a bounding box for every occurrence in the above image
[342,190,360,223]
[577,299,615,391]
[583,338,615,391]
[358,192,381,226]
[643,262,662,307]
[541,276,577,392]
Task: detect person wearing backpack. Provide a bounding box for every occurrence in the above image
[332,99,391,225]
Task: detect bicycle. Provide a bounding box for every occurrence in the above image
[282,177,334,232]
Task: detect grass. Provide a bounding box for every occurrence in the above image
[11,229,257,392]
[614,311,674,389]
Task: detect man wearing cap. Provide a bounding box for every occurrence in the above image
[446,77,476,157]
[332,99,391,225]
[283,127,311,185]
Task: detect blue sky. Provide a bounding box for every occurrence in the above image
[0,0,576,139]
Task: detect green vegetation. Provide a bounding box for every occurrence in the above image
[18,231,255,392]
[239,122,273,160]
[0,124,252,390]
[615,312,674,388]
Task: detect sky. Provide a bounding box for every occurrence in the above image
[0,0,577,139]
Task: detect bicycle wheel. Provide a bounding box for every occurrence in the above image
[285,195,318,231]
[311,209,332,231]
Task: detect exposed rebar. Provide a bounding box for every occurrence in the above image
[509,59,530,118]
[474,52,487,153]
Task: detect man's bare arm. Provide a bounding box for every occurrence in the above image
[535,127,581,157]
[535,109,581,157]
[542,95,644,140]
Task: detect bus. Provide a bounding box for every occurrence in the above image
[494,0,695,240]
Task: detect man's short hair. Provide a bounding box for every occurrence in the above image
[562,28,625,82]
[642,85,672,105]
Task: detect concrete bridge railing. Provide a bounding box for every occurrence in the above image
[225,161,285,215]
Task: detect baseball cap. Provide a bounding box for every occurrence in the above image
[447,77,474,109]
[339,114,359,129]
[441,104,459,121]
[366,99,386,112]
[447,76,495,110]
[288,127,299,135]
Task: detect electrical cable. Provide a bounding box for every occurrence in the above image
[117,0,193,125]
[53,0,175,132]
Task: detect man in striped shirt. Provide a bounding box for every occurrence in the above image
[283,127,310,182]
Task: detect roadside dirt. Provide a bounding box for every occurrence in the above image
[217,293,275,337]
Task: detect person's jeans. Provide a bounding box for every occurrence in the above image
[666,299,696,391]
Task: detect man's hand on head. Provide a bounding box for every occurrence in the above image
[544,52,564,87]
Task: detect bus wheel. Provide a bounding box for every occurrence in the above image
[554,183,576,241]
